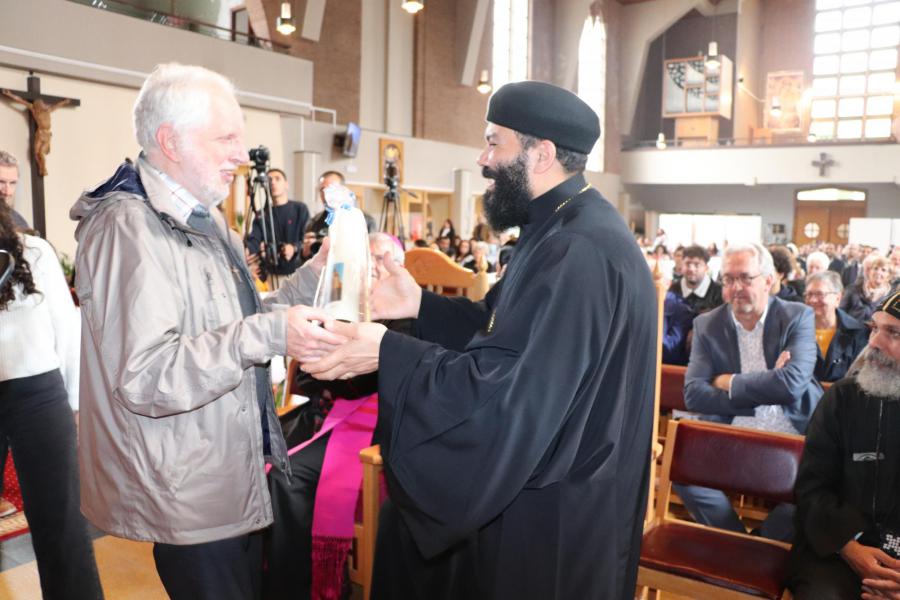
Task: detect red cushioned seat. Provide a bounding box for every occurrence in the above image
[640,522,790,600]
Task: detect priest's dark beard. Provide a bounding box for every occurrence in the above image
[482,153,532,232]
[856,346,900,400]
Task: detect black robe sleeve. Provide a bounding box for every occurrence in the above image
[795,386,869,556]
[376,233,625,559]
[413,284,500,351]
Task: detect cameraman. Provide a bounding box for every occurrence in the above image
[246,168,309,278]
[306,171,376,243]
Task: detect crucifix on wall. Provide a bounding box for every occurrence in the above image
[812,152,835,177]
[0,73,80,236]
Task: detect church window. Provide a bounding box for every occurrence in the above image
[812,0,900,140]
[578,12,607,172]
[492,0,530,90]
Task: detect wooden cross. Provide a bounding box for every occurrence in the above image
[812,152,835,177]
[0,73,80,236]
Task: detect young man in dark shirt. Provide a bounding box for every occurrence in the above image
[246,168,310,278]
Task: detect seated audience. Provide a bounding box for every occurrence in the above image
[454,238,472,265]
[680,242,822,542]
[663,291,694,365]
[804,271,868,383]
[436,235,456,258]
[671,246,684,283]
[668,244,723,315]
[841,243,863,287]
[842,254,893,323]
[464,240,495,274]
[805,250,831,276]
[770,245,804,302]
[891,245,900,284]
[787,290,900,600]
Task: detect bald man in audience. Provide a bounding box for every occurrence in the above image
[788,289,900,600]
[679,242,823,541]
[302,81,656,600]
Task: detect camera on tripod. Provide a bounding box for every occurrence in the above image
[242,145,281,278]
[249,145,270,173]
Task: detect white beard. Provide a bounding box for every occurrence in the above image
[855,346,900,400]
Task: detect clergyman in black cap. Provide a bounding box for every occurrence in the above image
[788,287,900,599]
[302,80,657,600]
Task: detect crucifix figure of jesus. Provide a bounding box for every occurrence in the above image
[2,90,72,177]
[0,74,80,236]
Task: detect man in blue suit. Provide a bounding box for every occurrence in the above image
[678,242,823,542]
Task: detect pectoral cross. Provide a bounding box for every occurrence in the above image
[812,152,835,177]
[1,73,80,236]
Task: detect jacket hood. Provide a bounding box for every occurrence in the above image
[70,160,146,224]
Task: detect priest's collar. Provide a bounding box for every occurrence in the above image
[525,172,589,229]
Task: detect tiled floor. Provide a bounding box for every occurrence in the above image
[0,523,106,572]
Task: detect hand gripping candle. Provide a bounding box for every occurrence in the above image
[312,184,371,322]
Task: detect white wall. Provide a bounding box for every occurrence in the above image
[628,182,900,240]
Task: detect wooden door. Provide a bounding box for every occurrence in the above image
[794,198,868,245]
[794,206,830,245]
[828,204,867,244]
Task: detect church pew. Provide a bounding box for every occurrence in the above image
[638,419,801,600]
[404,247,487,300]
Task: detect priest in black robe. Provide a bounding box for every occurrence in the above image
[302,81,657,600]
[788,289,900,600]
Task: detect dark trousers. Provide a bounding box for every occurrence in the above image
[265,430,330,600]
[787,547,860,600]
[0,370,103,600]
[153,533,263,600]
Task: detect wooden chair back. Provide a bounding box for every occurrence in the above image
[404,248,485,300]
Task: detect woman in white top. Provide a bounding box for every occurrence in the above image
[0,202,102,599]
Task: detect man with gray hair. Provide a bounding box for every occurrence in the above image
[71,63,344,599]
[789,289,900,599]
[0,151,30,230]
[806,250,831,275]
[680,241,823,541]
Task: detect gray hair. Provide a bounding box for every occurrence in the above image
[0,151,18,169]
[806,270,843,294]
[806,251,830,272]
[368,232,404,265]
[723,242,775,277]
[133,63,237,151]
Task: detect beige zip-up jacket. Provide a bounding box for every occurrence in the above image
[71,159,318,544]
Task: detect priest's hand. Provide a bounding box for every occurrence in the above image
[371,252,422,320]
[841,540,900,594]
[285,305,348,362]
[301,321,387,380]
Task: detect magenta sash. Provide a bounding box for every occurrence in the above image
[274,394,378,600]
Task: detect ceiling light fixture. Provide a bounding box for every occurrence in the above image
[401,0,424,14]
[476,70,492,95]
[276,2,296,35]
[656,132,667,150]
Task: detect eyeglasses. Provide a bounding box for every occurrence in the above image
[867,322,900,342]
[804,292,837,301]
[721,273,763,287]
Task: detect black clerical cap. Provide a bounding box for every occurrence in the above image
[486,81,600,155]
[876,288,900,320]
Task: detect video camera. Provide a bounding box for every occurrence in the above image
[243,145,282,279]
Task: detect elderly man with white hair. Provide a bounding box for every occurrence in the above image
[679,241,823,542]
[70,64,344,599]
[788,289,900,600]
